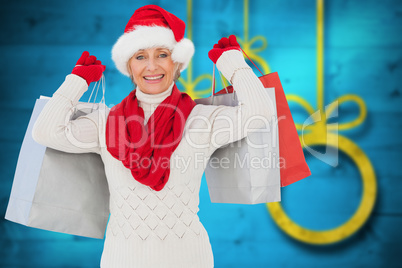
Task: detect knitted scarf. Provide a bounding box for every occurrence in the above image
[106,84,196,191]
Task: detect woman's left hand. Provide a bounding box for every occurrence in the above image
[208,35,241,64]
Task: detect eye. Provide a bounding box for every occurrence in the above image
[159,53,168,58]
[136,55,144,60]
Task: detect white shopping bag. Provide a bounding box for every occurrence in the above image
[195,74,281,204]
[5,91,110,238]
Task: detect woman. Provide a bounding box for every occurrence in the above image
[32,4,274,268]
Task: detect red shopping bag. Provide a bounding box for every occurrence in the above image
[216,72,311,187]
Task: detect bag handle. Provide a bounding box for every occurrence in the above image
[211,48,264,96]
[87,74,106,105]
[240,47,264,76]
[212,64,231,96]
[85,74,106,113]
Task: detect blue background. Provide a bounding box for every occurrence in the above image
[1,0,402,267]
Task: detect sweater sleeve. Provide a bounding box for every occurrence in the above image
[187,50,275,154]
[32,74,102,154]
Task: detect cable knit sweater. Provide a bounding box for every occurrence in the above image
[32,50,275,268]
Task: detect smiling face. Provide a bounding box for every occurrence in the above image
[128,47,177,95]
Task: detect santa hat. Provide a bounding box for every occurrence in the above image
[111,5,194,77]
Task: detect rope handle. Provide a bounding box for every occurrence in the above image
[84,74,106,113]
[240,47,264,76]
[212,64,231,96]
[87,74,106,104]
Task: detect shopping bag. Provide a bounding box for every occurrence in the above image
[5,95,110,239]
[195,74,281,204]
[216,72,311,187]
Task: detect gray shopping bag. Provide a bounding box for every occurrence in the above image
[195,85,281,204]
[5,98,110,239]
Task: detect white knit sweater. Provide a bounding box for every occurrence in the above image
[32,50,275,268]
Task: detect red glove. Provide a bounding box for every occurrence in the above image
[71,51,106,85]
[208,35,241,64]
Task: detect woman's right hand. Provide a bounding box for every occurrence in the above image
[71,51,106,85]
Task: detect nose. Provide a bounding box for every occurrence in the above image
[146,57,157,71]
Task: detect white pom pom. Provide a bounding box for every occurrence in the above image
[172,38,195,71]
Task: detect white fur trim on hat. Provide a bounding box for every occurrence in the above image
[111,26,194,76]
[172,38,194,71]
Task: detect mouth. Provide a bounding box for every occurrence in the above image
[144,74,164,81]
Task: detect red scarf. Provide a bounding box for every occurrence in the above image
[106,84,196,191]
